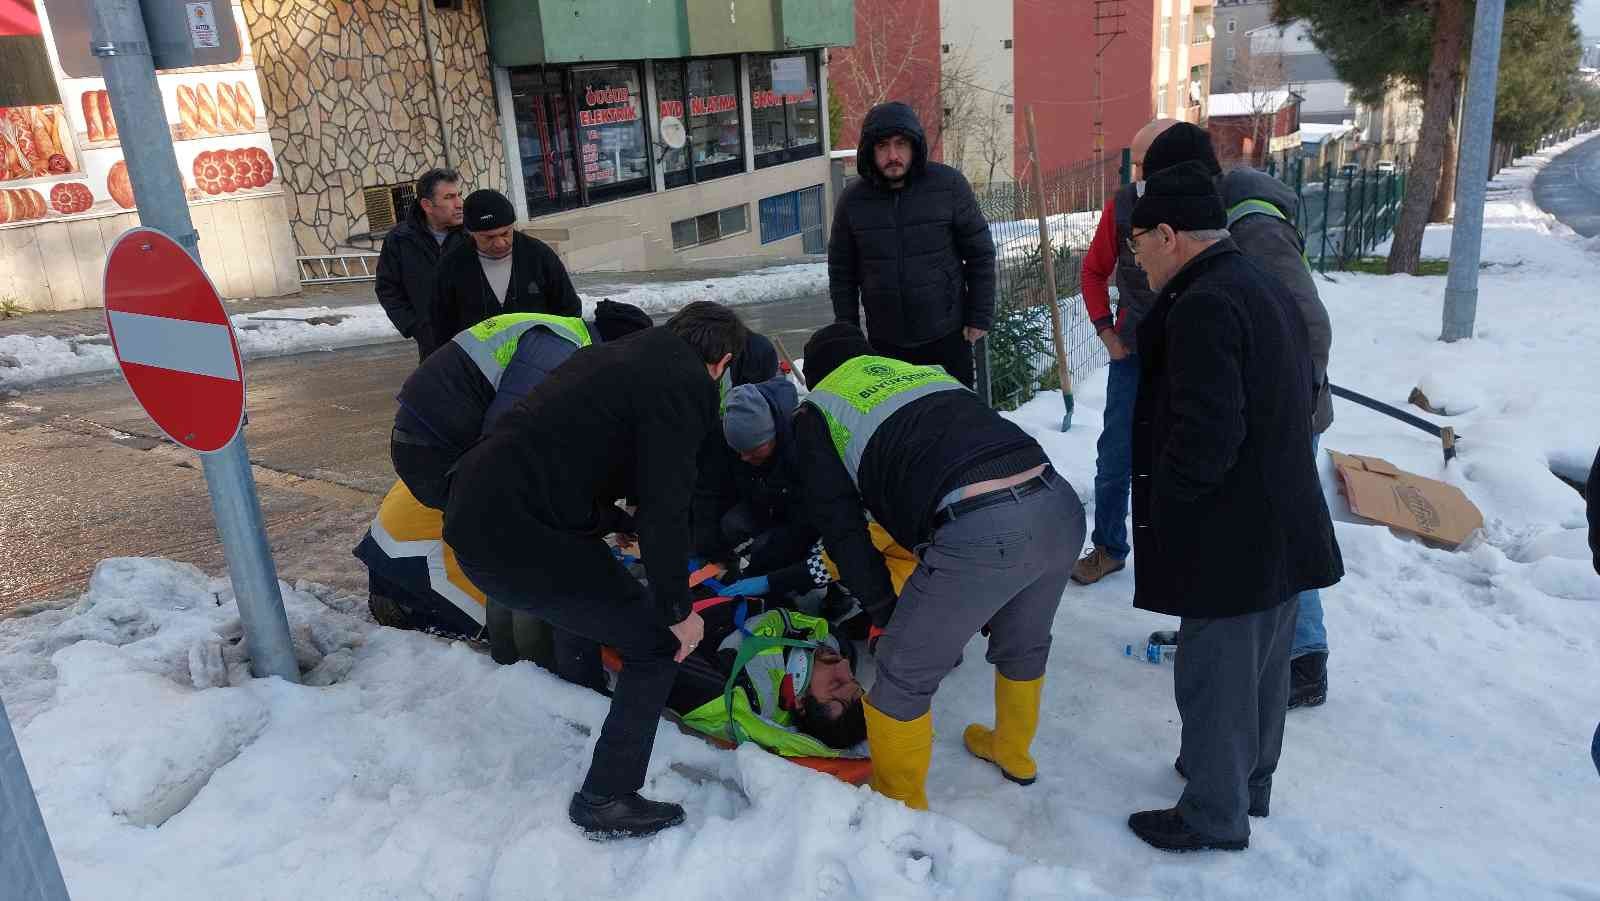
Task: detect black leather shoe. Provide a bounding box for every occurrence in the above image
[568,791,685,840]
[1128,808,1247,852]
[1289,651,1328,709]
[1173,758,1268,817]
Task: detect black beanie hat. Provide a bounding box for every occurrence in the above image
[1143,122,1222,178]
[463,189,516,232]
[592,300,652,342]
[802,322,874,390]
[1131,160,1227,232]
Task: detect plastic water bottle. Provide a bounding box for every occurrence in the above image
[1123,630,1178,665]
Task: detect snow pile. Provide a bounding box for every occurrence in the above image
[0,263,828,390]
[0,558,1102,900]
[579,262,827,313]
[991,210,1102,262]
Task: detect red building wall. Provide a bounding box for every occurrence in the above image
[827,0,944,159]
[1014,1,1153,181]
[1210,102,1300,167]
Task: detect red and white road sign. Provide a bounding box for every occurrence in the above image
[102,227,245,453]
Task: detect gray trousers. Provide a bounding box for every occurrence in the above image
[869,470,1087,721]
[1175,599,1299,841]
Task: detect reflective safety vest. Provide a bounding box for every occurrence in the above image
[451,313,591,388]
[800,355,965,488]
[1226,198,1312,272]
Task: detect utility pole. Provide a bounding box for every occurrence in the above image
[1093,1,1126,211]
[1440,0,1506,342]
[91,0,300,683]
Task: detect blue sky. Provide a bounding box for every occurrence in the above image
[1581,0,1600,39]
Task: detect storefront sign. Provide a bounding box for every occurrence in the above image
[752,88,815,110]
[575,71,646,187]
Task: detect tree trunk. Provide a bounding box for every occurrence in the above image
[1388,0,1469,275]
[1431,93,1461,222]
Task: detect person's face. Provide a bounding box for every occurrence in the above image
[805,647,862,717]
[1128,223,1179,291]
[874,134,913,184]
[738,438,777,467]
[471,225,514,259]
[420,181,464,229]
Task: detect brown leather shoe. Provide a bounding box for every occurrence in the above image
[1070,545,1126,585]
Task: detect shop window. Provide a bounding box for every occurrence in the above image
[510,67,581,217]
[749,52,822,169]
[671,203,749,250]
[759,191,801,243]
[655,57,745,189]
[572,63,652,204]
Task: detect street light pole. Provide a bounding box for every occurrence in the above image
[1440,0,1506,342]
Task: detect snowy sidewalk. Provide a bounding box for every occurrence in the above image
[1,138,1598,899]
[0,258,826,389]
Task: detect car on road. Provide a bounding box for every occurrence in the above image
[1339,163,1359,179]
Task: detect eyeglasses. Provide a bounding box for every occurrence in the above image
[1126,227,1159,256]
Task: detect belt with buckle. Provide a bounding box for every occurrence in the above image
[933,466,1053,528]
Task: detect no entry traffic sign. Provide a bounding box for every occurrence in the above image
[103,227,245,453]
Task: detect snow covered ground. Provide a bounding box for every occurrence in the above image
[3,137,1600,899]
[0,263,827,390]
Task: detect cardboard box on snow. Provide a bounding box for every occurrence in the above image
[1328,451,1484,548]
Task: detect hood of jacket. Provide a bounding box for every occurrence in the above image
[856,101,928,187]
[1218,167,1300,223]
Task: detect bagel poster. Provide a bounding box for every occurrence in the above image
[0,0,280,229]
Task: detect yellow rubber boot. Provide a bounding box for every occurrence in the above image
[963,673,1043,785]
[864,700,932,810]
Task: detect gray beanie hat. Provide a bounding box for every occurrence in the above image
[722,384,776,452]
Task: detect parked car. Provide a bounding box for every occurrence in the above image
[1375,160,1397,174]
[1339,163,1359,179]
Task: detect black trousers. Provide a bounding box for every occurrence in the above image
[459,528,680,799]
[719,504,814,577]
[390,435,455,511]
[871,329,976,388]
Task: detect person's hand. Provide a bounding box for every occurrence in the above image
[669,612,706,663]
[963,326,988,343]
[723,575,769,597]
[1099,328,1128,361]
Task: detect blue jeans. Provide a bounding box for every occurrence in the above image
[1091,355,1140,560]
[1291,433,1328,658]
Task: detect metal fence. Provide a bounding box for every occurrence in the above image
[979,153,1407,412]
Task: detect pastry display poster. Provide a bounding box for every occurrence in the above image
[0,0,280,229]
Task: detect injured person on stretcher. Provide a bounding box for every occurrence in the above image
[356,488,911,772]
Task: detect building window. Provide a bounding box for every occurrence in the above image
[759,191,802,243]
[942,43,950,53]
[671,203,749,250]
[1226,18,1237,33]
[1161,16,1171,51]
[572,63,653,204]
[1157,84,1168,118]
[750,52,822,169]
[656,57,745,189]
[510,67,581,217]
[1225,46,1237,61]
[1180,15,1188,46]
[1002,39,1013,49]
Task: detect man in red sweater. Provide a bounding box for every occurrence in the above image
[1072,119,1179,585]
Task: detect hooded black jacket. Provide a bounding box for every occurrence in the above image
[1130,240,1343,619]
[430,232,582,353]
[375,201,468,354]
[443,327,718,625]
[828,102,997,346]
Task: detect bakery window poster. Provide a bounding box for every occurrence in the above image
[0,0,280,229]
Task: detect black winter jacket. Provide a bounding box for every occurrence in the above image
[795,368,1044,628]
[430,233,581,351]
[691,377,809,557]
[444,328,718,625]
[375,201,468,354]
[828,102,997,346]
[1131,240,1342,619]
[1588,447,1598,575]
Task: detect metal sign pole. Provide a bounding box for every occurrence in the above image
[1440,0,1506,342]
[0,698,70,901]
[91,0,299,682]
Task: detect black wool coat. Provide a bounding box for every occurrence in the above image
[1131,240,1343,619]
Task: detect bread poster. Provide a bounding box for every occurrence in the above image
[1,1,279,230]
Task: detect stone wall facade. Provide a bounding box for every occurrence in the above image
[241,0,506,256]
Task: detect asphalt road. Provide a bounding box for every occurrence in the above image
[0,292,836,614]
[1532,133,1600,238]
